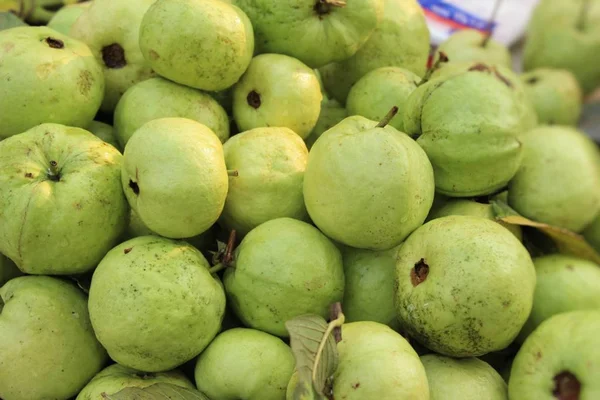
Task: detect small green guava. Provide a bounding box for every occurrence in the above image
[304,98,347,149]
[47,2,91,35]
[87,121,121,150]
[195,328,295,400]
[435,29,512,68]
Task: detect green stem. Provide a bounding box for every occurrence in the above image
[482,0,503,47]
[311,306,345,385]
[376,106,399,128]
[418,52,449,86]
[209,263,226,274]
[577,0,591,30]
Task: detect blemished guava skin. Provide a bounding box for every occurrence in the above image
[0,253,22,286]
[121,118,228,239]
[233,53,323,139]
[435,29,512,68]
[394,216,536,357]
[76,364,195,400]
[0,276,107,400]
[509,310,600,400]
[404,67,525,197]
[232,0,383,68]
[303,115,435,250]
[88,236,226,372]
[0,26,104,139]
[0,123,128,275]
[508,126,600,232]
[346,66,420,132]
[304,99,347,149]
[47,2,91,35]
[521,68,583,126]
[517,255,600,342]
[583,212,600,252]
[320,0,430,104]
[114,77,230,148]
[195,328,295,400]
[71,0,156,112]
[139,0,254,91]
[523,0,600,95]
[220,127,309,237]
[224,218,344,337]
[421,355,507,400]
[87,120,121,150]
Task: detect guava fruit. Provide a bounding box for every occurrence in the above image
[346,66,419,132]
[508,125,600,232]
[320,0,430,103]
[523,0,600,95]
[394,215,536,357]
[47,1,91,35]
[77,364,195,400]
[521,68,583,126]
[232,0,383,68]
[435,29,512,68]
[509,310,600,400]
[304,99,347,149]
[232,53,322,139]
[224,218,344,337]
[518,254,600,342]
[583,213,600,251]
[0,253,22,286]
[304,115,434,250]
[220,127,308,236]
[87,120,120,150]
[71,0,156,112]
[0,276,107,400]
[421,354,507,400]
[0,26,104,139]
[139,0,253,91]
[121,118,228,239]
[195,328,295,400]
[0,123,128,275]
[89,236,226,372]
[403,65,525,197]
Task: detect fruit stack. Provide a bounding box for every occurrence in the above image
[1,0,599,399]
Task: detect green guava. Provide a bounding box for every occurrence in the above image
[421,354,507,400]
[47,2,91,35]
[346,66,419,132]
[583,213,600,252]
[435,29,512,68]
[0,123,128,275]
[509,310,600,399]
[139,0,254,91]
[114,77,230,147]
[121,118,228,239]
[224,218,344,337]
[394,215,536,357]
[220,127,309,236]
[232,53,323,139]
[304,99,347,149]
[88,236,226,372]
[0,26,104,139]
[508,125,600,232]
[195,328,295,400]
[303,115,435,250]
[87,120,121,150]
[0,276,107,400]
[0,253,22,286]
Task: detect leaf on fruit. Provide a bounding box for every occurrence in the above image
[491,200,600,264]
[101,383,210,400]
[0,11,27,30]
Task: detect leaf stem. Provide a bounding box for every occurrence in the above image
[376,106,399,128]
[312,307,345,386]
[482,0,503,47]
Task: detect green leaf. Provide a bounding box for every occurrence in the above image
[0,11,27,30]
[101,383,210,400]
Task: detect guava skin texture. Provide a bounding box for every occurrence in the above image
[435,29,512,68]
[508,126,600,233]
[523,0,600,95]
[0,26,104,139]
[346,66,420,132]
[320,0,430,104]
[232,0,383,68]
[232,53,323,139]
[304,99,347,149]
[220,127,309,236]
[114,77,230,147]
[0,123,128,275]
[421,354,508,400]
[224,218,344,337]
[403,68,525,197]
[121,118,229,239]
[77,364,195,400]
[509,310,600,400]
[0,276,107,400]
[517,255,600,342]
[71,0,157,112]
[194,328,295,400]
[394,216,536,357]
[303,115,435,251]
[87,121,121,150]
[583,212,600,252]
[139,0,254,91]
[88,236,226,372]
[47,2,91,36]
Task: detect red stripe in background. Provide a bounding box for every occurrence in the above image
[423,9,489,33]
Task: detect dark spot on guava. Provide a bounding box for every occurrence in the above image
[47,160,60,181]
[78,70,93,96]
[493,69,513,88]
[45,37,64,49]
[527,77,539,84]
[352,382,360,389]
[468,63,491,72]
[148,50,160,61]
[552,371,581,400]
[102,43,127,69]
[566,265,574,271]
[24,172,33,178]
[247,90,261,109]
[129,180,140,195]
[411,258,429,286]
[535,351,542,360]
[124,247,132,254]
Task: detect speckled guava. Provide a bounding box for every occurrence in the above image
[224,218,344,337]
[0,253,22,286]
[47,2,91,35]
[435,29,512,68]
[394,215,536,357]
[88,236,226,372]
[304,99,347,149]
[87,121,120,150]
